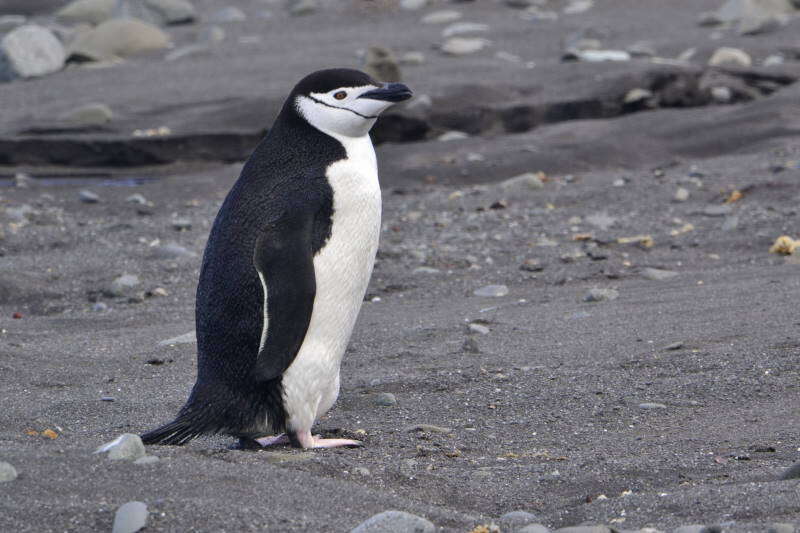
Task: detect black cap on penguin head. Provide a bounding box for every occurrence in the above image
[291,68,378,98]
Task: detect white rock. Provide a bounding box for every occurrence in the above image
[624,88,653,104]
[585,212,617,230]
[61,103,113,126]
[574,49,630,62]
[473,284,509,297]
[0,461,18,482]
[499,172,544,191]
[674,187,690,202]
[441,37,489,56]
[95,434,146,461]
[351,510,435,533]
[68,18,170,62]
[400,0,428,9]
[109,273,140,295]
[158,331,197,346]
[437,130,469,142]
[563,0,594,15]
[708,47,752,67]
[640,267,678,281]
[112,501,148,533]
[399,51,425,65]
[763,54,784,66]
[441,22,489,38]
[56,0,115,25]
[710,86,733,103]
[0,25,66,82]
[468,323,490,335]
[421,10,462,24]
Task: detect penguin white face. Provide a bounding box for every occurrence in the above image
[291,69,412,138]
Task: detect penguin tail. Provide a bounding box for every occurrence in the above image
[141,416,205,446]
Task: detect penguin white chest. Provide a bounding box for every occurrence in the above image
[280,134,381,432]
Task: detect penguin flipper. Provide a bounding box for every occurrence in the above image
[250,206,317,383]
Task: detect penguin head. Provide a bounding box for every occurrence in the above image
[292,68,412,138]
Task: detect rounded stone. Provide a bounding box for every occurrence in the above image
[112,501,148,533]
[0,461,18,482]
[68,18,170,62]
[500,510,540,530]
[473,284,509,297]
[95,433,146,461]
[373,392,397,406]
[56,0,115,25]
[0,25,66,82]
[350,510,436,533]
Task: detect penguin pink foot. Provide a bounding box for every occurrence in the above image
[291,431,362,449]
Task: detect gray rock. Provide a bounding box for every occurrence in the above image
[673,526,712,533]
[364,46,401,82]
[350,510,435,533]
[442,22,489,38]
[158,331,196,346]
[78,190,100,203]
[499,172,544,192]
[474,284,509,297]
[56,0,115,25]
[399,51,425,65]
[92,302,108,312]
[112,501,148,533]
[0,25,65,82]
[171,218,192,231]
[674,187,690,202]
[639,402,667,409]
[95,433,146,461]
[768,524,796,533]
[150,243,197,259]
[210,6,246,22]
[468,323,489,335]
[60,103,113,126]
[500,511,539,530]
[373,392,397,406]
[554,526,611,533]
[584,288,618,302]
[563,0,594,14]
[421,10,462,24]
[68,18,170,61]
[437,130,469,141]
[142,0,196,25]
[569,49,630,62]
[585,212,616,231]
[0,461,18,482]
[641,267,678,281]
[125,193,147,204]
[109,274,140,296]
[519,526,551,533]
[708,47,752,67]
[400,0,428,9]
[441,37,489,56]
[354,466,371,476]
[133,455,159,465]
[780,462,800,480]
[721,215,739,231]
[702,204,733,217]
[664,341,684,350]
[289,0,318,16]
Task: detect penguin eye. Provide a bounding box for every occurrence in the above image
[333,91,347,100]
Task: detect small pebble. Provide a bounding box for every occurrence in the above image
[0,461,18,482]
[351,510,436,533]
[468,323,490,335]
[354,466,371,476]
[421,10,462,24]
[641,267,678,281]
[664,341,684,351]
[125,193,148,205]
[702,205,733,217]
[500,511,539,530]
[373,392,397,406]
[721,216,739,232]
[583,288,618,302]
[474,284,509,297]
[171,218,192,231]
[92,302,109,312]
[638,402,667,409]
[79,190,100,203]
[109,274,140,296]
[100,396,115,402]
[112,501,148,533]
[674,187,690,202]
[438,131,469,142]
[780,462,800,480]
[95,434,146,461]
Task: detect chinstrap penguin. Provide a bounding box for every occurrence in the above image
[141,69,412,449]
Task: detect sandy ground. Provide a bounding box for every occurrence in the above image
[1,1,800,532]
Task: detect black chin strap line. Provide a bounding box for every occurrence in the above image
[307,95,378,120]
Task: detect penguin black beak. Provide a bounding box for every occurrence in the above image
[358,83,413,103]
